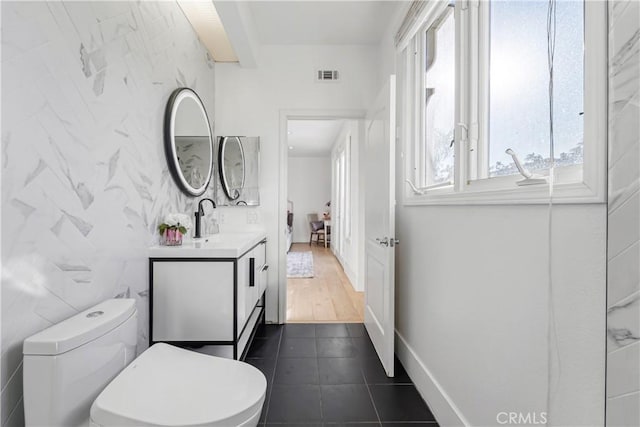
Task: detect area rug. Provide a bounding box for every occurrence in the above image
[287,251,314,278]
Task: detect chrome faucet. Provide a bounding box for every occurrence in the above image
[194,198,216,238]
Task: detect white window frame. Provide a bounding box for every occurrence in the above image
[402,1,459,197]
[400,0,607,206]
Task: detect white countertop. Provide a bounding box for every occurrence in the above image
[149,231,266,259]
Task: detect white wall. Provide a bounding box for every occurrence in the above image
[215,44,378,321]
[606,1,640,425]
[1,2,216,425]
[287,156,331,243]
[394,204,606,426]
[382,5,607,427]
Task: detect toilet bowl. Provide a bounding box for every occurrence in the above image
[23,299,267,427]
[91,343,266,427]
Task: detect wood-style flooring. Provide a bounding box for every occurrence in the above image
[287,243,364,323]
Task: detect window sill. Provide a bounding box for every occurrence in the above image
[402,179,606,206]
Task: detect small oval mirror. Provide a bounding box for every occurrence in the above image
[164,88,213,197]
[219,136,245,201]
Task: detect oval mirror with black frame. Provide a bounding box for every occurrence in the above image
[164,87,213,197]
[218,136,245,201]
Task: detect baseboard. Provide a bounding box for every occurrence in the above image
[343,263,360,291]
[395,330,470,427]
[332,252,361,292]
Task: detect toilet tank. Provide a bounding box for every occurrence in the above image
[23,299,137,427]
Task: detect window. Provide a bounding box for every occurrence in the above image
[423,7,456,187]
[400,0,606,204]
[485,0,584,179]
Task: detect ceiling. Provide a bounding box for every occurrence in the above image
[288,119,345,157]
[178,1,238,62]
[246,1,401,45]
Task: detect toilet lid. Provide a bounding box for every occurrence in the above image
[90,343,267,426]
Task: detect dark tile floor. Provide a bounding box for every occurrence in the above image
[246,323,439,426]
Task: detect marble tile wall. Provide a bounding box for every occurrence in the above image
[1,2,215,425]
[607,1,640,425]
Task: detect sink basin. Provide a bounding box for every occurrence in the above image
[192,234,222,246]
[149,231,266,258]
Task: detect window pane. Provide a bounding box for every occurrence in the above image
[488,1,584,177]
[424,8,455,186]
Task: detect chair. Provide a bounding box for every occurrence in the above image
[307,213,327,246]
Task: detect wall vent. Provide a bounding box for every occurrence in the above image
[317,70,339,82]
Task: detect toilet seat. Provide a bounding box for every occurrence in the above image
[90,343,267,427]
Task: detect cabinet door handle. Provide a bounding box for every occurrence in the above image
[261,264,269,272]
[249,258,255,287]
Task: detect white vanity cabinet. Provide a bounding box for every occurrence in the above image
[149,233,267,360]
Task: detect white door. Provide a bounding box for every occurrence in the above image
[364,75,396,376]
[334,154,342,258]
[337,149,346,257]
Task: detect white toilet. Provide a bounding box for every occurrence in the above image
[23,299,267,427]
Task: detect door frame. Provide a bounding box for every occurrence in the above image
[277,109,366,324]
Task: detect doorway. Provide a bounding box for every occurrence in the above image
[287,243,363,322]
[281,114,365,323]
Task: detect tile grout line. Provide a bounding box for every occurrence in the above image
[349,325,383,426]
[3,396,23,426]
[262,328,284,425]
[607,338,640,355]
[318,356,325,423]
[0,360,23,395]
[358,338,383,427]
[608,187,640,216]
[315,325,325,424]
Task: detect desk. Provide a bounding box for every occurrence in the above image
[323,219,331,248]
